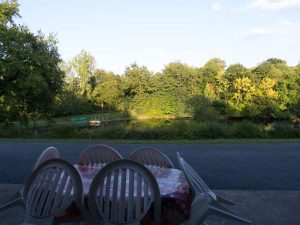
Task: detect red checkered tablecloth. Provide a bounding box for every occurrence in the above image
[59,164,193,225]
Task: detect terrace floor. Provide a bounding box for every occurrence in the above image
[0,184,299,225]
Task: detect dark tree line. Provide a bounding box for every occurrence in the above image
[57,53,300,124]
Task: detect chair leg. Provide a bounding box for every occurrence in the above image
[180,220,210,225]
[22,215,54,225]
[217,195,236,206]
[0,192,24,213]
[209,201,251,224]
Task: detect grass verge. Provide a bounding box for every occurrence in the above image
[0,138,299,144]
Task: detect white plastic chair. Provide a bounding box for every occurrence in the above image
[177,152,251,225]
[33,147,60,170]
[88,159,161,225]
[78,144,122,167]
[21,159,85,225]
[0,146,60,213]
[129,147,174,168]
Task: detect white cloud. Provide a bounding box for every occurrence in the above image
[211,2,221,12]
[278,20,300,43]
[279,19,294,26]
[241,27,277,38]
[240,20,300,43]
[246,0,300,11]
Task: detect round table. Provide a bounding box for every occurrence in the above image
[67,164,193,225]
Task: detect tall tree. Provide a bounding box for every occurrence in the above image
[0,0,64,122]
[202,58,226,85]
[253,58,299,118]
[0,0,19,26]
[254,77,280,119]
[70,50,96,97]
[224,64,252,85]
[90,69,122,110]
[161,62,200,116]
[228,77,256,117]
[122,63,154,96]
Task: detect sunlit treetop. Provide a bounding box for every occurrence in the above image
[0,0,20,26]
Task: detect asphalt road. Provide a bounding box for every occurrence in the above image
[0,141,299,190]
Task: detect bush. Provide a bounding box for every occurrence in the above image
[230,121,264,138]
[269,122,300,138]
[0,124,18,138]
[51,91,96,117]
[1,118,299,140]
[189,95,221,122]
[49,125,76,138]
[199,122,229,139]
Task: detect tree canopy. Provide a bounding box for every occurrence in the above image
[0,0,64,122]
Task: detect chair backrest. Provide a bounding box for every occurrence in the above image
[129,147,174,168]
[33,146,60,171]
[24,159,84,220]
[78,144,122,167]
[177,152,211,198]
[88,159,161,225]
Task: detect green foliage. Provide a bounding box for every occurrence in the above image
[49,126,76,138]
[73,51,95,96]
[63,50,96,97]
[0,0,64,122]
[0,0,19,25]
[189,95,221,121]
[52,90,95,117]
[122,63,155,96]
[0,25,64,122]
[180,121,229,139]
[224,64,252,84]
[202,58,226,85]
[230,121,264,138]
[159,62,202,116]
[227,77,256,116]
[90,69,122,110]
[1,119,300,139]
[268,122,300,138]
[130,93,178,117]
[96,125,126,139]
[108,120,229,140]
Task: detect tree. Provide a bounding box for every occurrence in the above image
[160,62,201,116]
[252,58,299,118]
[162,62,200,95]
[0,0,64,122]
[90,69,122,110]
[294,64,300,117]
[224,64,252,85]
[228,77,256,117]
[120,63,158,114]
[202,58,226,85]
[252,58,287,80]
[70,50,96,97]
[122,63,154,97]
[0,0,19,26]
[189,95,221,121]
[203,83,217,101]
[254,77,280,119]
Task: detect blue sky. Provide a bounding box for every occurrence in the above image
[17,0,300,74]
